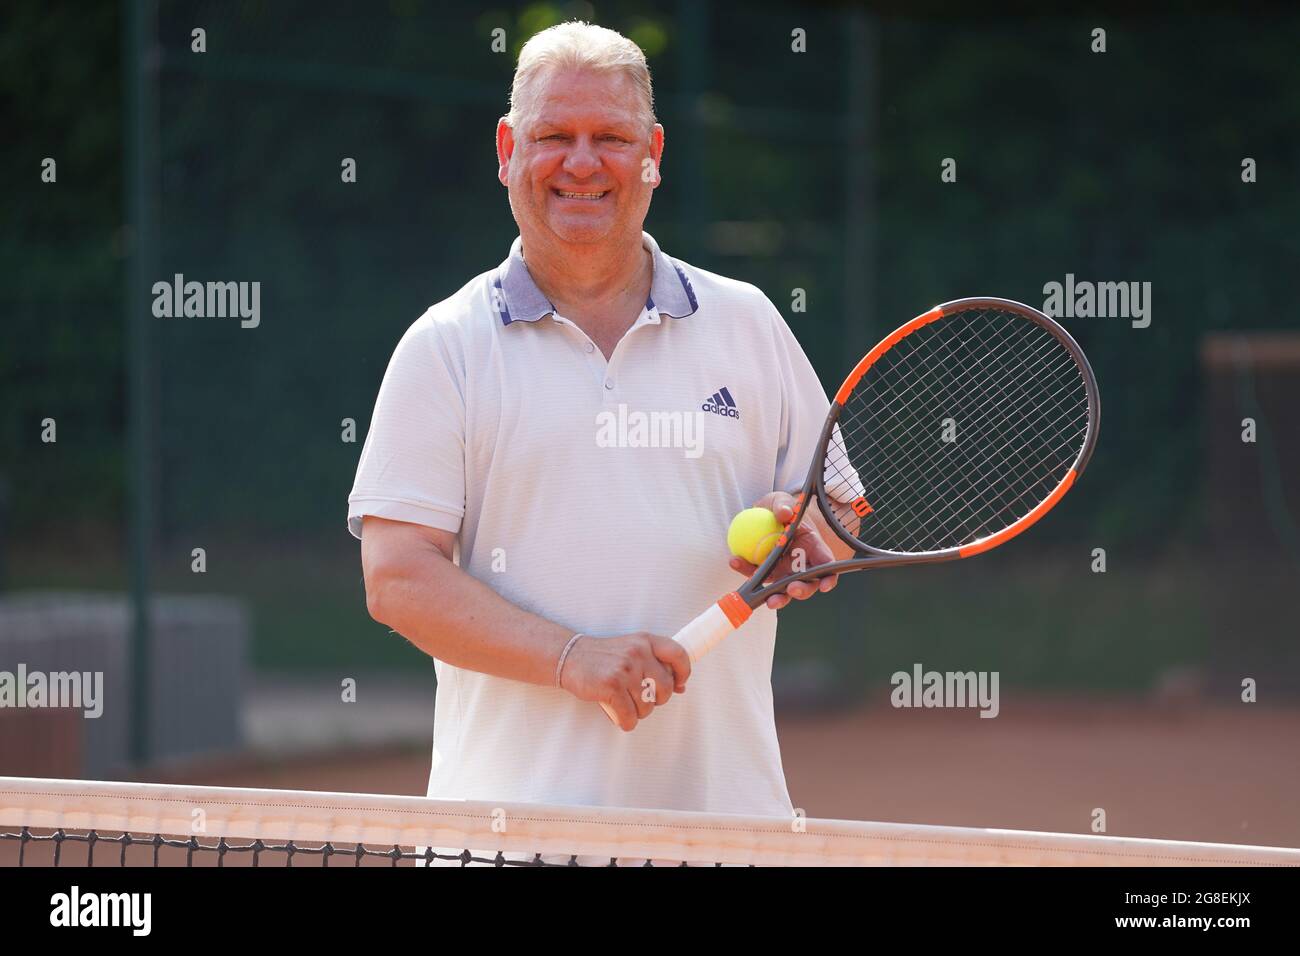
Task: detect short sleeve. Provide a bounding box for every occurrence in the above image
[347,313,466,539]
[769,304,832,494]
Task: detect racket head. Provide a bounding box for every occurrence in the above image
[676,296,1098,670]
[812,296,1099,564]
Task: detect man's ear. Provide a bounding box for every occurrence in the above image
[496,117,514,186]
[647,123,665,188]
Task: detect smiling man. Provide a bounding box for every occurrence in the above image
[348,21,849,816]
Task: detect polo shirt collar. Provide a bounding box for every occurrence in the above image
[493,232,699,326]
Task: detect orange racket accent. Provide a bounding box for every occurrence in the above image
[774,494,801,549]
[958,469,1077,558]
[718,592,753,628]
[833,306,946,404]
[851,496,873,517]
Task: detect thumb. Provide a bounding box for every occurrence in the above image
[756,491,798,525]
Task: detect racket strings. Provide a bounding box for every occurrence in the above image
[850,322,1065,471]
[831,317,1055,458]
[831,401,1078,553]
[856,343,1085,550]
[835,317,1069,499]
[848,360,1086,550]
[850,314,1087,550]
[828,307,1091,554]
[829,316,1062,513]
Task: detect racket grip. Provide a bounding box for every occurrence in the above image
[672,596,751,663]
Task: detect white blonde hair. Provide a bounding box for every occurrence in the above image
[506,21,656,134]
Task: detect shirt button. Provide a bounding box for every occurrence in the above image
[585,343,594,353]
[604,380,614,390]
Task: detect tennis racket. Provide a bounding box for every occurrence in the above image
[598,296,1099,722]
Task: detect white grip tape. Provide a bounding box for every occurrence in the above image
[672,602,741,663]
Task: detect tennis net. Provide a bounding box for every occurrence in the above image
[2,776,1298,867]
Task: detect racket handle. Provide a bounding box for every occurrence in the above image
[597,595,752,725]
[672,595,751,663]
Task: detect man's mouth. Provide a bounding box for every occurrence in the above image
[553,189,609,201]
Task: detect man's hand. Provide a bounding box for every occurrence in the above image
[728,491,841,610]
[559,633,692,732]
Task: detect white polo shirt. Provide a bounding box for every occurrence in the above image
[348,232,830,816]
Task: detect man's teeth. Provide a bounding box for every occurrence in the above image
[557,191,606,200]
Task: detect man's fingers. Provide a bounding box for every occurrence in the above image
[634,690,656,719]
[652,636,693,692]
[637,661,677,714]
[756,491,797,524]
[787,580,818,600]
[606,690,639,732]
[762,573,836,608]
[730,556,757,575]
[771,494,796,524]
[793,521,835,563]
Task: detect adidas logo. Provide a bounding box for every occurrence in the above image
[702,386,740,419]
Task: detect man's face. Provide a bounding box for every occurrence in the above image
[498,68,663,247]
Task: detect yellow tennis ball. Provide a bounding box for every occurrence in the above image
[727,507,785,564]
